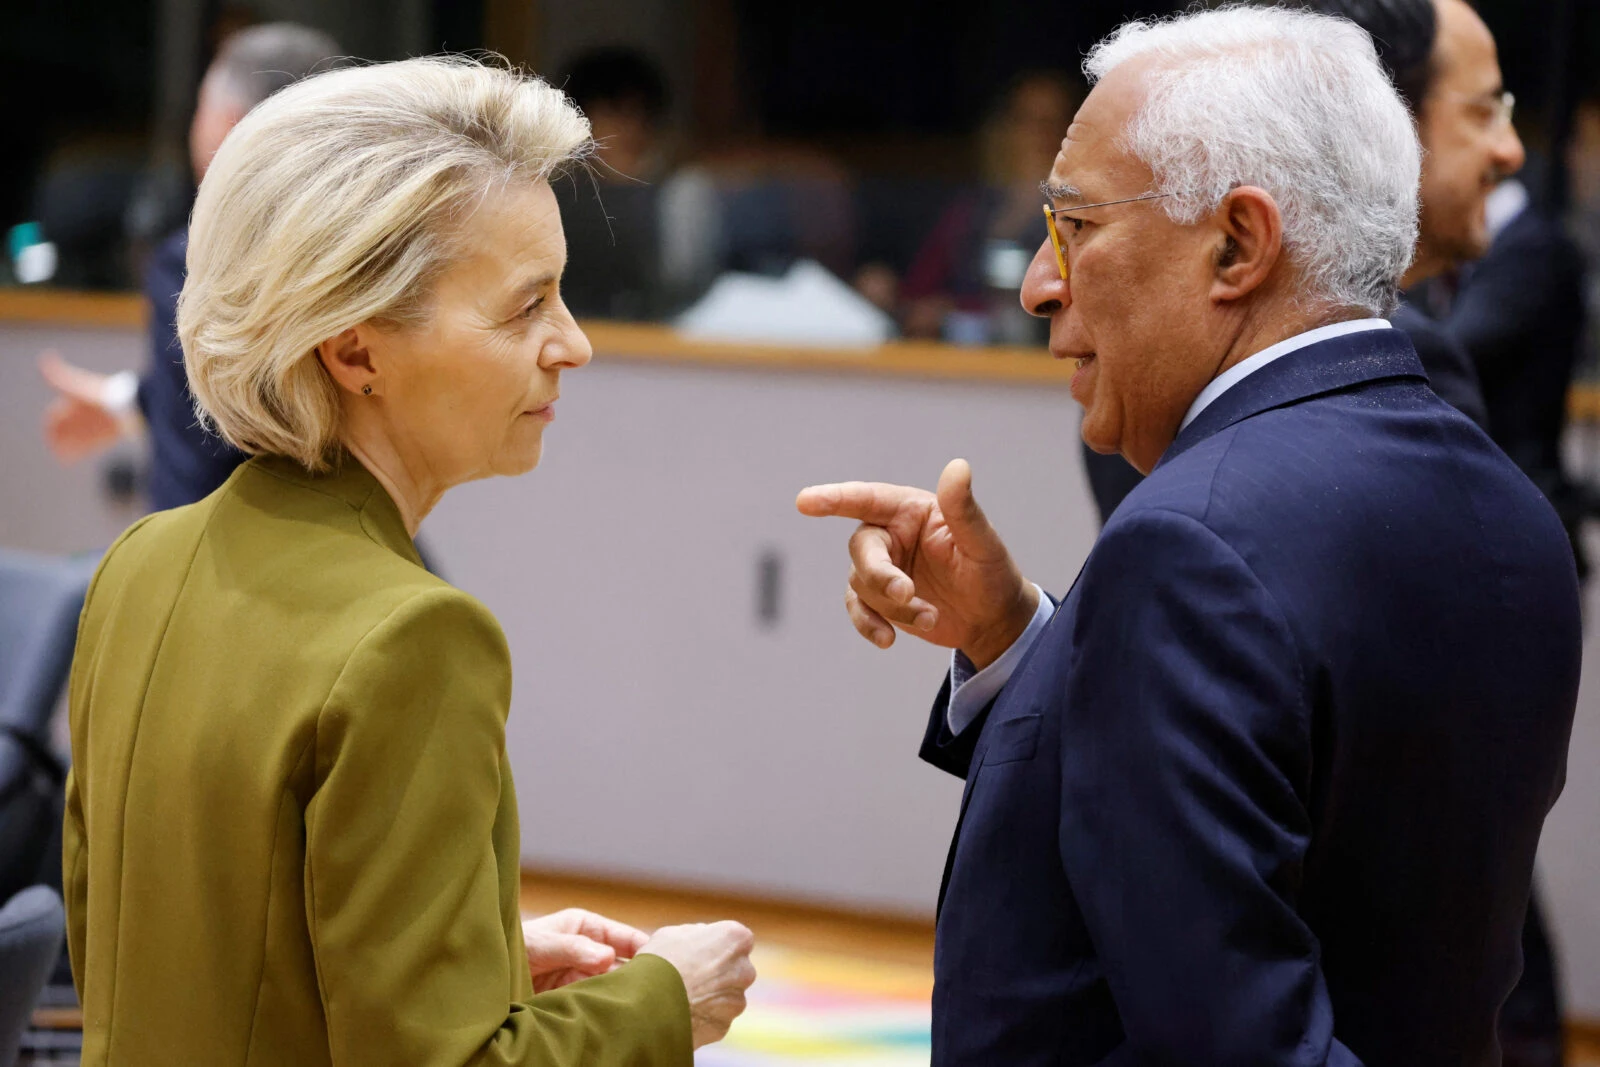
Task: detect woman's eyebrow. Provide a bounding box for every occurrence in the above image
[505,272,559,307]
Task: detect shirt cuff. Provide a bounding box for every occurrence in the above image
[946,583,1054,736]
[101,370,140,416]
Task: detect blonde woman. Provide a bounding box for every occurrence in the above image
[63,57,754,1066]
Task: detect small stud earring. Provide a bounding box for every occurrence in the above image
[362,385,373,396]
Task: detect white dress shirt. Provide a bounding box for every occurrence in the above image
[945,317,1393,735]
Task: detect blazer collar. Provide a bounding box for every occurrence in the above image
[1154,327,1426,471]
[250,451,423,566]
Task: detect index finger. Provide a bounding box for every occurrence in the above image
[796,481,926,525]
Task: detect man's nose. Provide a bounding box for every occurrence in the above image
[1493,123,1527,178]
[1020,240,1069,318]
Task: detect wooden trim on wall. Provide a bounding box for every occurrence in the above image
[582,320,1071,386]
[11,288,1600,412]
[0,288,1068,386]
[0,289,145,330]
[1570,1017,1600,1061]
[522,863,934,932]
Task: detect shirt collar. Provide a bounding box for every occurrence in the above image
[1179,318,1393,431]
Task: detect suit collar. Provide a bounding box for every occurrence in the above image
[1154,327,1426,471]
[249,452,423,566]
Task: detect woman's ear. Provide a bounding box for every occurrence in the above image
[1210,185,1284,303]
[316,326,381,398]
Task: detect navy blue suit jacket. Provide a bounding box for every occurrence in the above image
[921,329,1579,1065]
[136,228,246,511]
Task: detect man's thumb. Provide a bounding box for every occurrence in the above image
[936,458,999,553]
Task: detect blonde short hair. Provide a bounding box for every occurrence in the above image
[179,57,592,470]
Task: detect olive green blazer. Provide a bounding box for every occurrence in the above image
[64,454,691,1066]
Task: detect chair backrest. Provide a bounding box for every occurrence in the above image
[0,885,66,1067]
[0,549,95,740]
[0,550,96,904]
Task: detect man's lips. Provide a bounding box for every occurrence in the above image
[524,399,557,420]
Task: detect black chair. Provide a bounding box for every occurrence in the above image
[0,549,96,905]
[0,885,65,1067]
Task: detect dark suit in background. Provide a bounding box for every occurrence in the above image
[1450,204,1589,572]
[1392,296,1490,428]
[136,228,246,510]
[1447,196,1589,1067]
[926,329,1580,1064]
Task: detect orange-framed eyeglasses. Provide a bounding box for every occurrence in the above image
[1042,193,1170,280]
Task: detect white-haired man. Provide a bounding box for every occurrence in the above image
[799,7,1579,1064]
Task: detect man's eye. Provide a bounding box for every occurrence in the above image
[519,297,545,319]
[1063,216,1086,235]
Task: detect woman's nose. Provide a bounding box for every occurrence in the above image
[543,315,594,370]
[1020,240,1070,318]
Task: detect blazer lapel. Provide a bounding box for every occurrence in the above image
[1156,328,1428,471]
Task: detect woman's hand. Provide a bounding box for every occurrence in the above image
[521,908,649,993]
[638,921,757,1049]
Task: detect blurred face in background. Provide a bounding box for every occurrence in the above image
[1569,102,1600,212]
[190,70,249,182]
[996,75,1078,184]
[587,99,660,180]
[1412,0,1524,277]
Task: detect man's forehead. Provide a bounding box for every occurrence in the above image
[1432,0,1502,92]
[1043,68,1149,196]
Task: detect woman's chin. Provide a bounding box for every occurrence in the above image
[490,441,544,478]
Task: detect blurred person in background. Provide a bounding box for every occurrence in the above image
[898,71,1079,343]
[553,47,676,319]
[37,23,341,512]
[65,56,755,1064]
[1450,176,1589,576]
[800,5,1579,1062]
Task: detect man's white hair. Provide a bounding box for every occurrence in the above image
[1084,4,1420,315]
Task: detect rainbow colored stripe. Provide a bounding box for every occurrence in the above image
[698,946,932,1066]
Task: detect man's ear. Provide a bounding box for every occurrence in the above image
[316,326,381,398]
[1209,185,1283,303]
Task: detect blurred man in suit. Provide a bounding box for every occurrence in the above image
[800,6,1579,1063]
[1082,0,1525,522]
[1454,177,1589,562]
[1448,174,1588,1067]
[38,23,341,511]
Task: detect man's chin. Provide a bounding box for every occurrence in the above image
[1078,415,1121,458]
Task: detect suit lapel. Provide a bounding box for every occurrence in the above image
[1156,328,1427,471]
[936,586,1074,919]
[937,332,1424,918]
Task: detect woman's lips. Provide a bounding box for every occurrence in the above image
[524,402,556,422]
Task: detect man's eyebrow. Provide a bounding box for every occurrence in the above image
[1040,180,1083,204]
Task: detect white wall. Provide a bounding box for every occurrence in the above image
[5,319,1599,1010]
[422,358,1094,913]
